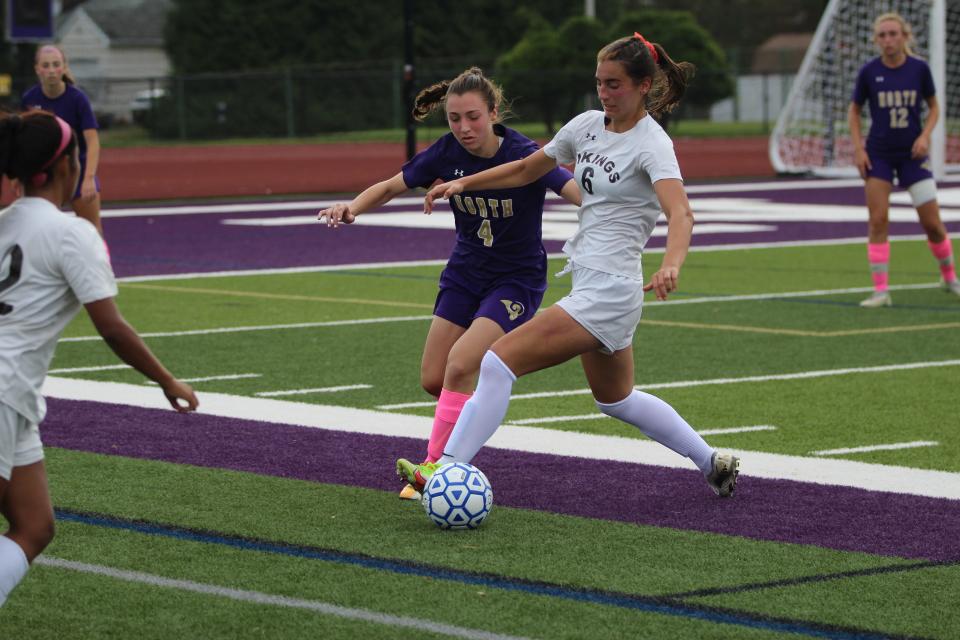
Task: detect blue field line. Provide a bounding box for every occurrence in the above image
[55,508,917,640]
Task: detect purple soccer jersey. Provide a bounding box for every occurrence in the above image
[402,124,572,293]
[851,56,935,154]
[22,84,99,165]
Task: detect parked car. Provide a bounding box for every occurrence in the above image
[129,88,166,124]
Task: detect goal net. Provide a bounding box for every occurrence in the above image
[769,0,959,177]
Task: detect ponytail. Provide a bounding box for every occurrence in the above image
[0,110,77,196]
[412,67,509,122]
[598,34,695,116]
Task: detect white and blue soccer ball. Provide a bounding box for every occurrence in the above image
[421,462,493,530]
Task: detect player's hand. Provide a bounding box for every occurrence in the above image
[643,266,679,301]
[853,148,872,180]
[911,135,929,159]
[317,203,356,227]
[79,176,97,202]
[162,379,198,413]
[424,180,464,214]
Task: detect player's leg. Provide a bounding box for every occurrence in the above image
[861,171,894,307]
[901,164,959,297]
[0,407,54,606]
[583,347,737,496]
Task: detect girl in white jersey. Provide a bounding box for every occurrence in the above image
[0,110,199,607]
[398,33,739,498]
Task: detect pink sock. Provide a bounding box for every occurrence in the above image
[867,242,890,292]
[928,237,957,282]
[425,388,472,462]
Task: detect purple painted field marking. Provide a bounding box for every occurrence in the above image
[42,398,960,562]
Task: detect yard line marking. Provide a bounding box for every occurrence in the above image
[59,315,433,343]
[811,441,940,456]
[647,281,939,307]
[377,359,960,409]
[48,364,131,374]
[35,556,528,640]
[699,425,778,436]
[642,319,960,337]
[42,376,960,499]
[120,282,434,309]
[256,384,373,397]
[507,413,778,437]
[146,373,262,385]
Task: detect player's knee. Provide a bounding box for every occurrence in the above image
[441,355,477,390]
[908,178,937,207]
[10,517,55,560]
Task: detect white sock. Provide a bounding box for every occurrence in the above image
[439,350,516,464]
[0,535,29,607]
[597,390,715,474]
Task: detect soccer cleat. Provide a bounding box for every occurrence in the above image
[859,291,892,308]
[396,458,440,493]
[706,452,740,498]
[942,278,960,299]
[398,483,420,500]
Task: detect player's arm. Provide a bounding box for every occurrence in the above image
[80,129,100,202]
[424,149,557,213]
[318,172,409,227]
[84,297,198,412]
[559,178,581,207]
[912,95,939,159]
[645,178,693,301]
[848,102,871,178]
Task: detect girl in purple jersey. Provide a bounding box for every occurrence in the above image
[848,13,959,307]
[0,110,197,607]
[21,45,104,237]
[318,68,579,499]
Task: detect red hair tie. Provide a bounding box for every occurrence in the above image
[633,32,659,63]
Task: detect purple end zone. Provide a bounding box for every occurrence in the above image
[42,398,960,562]
[102,180,960,278]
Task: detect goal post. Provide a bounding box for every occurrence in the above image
[769,0,958,178]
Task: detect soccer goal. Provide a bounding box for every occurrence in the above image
[769,0,959,178]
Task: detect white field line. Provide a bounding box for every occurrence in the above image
[811,441,940,456]
[507,413,776,437]
[49,364,131,374]
[41,376,960,500]
[59,315,433,343]
[256,384,372,397]
[146,373,262,385]
[377,359,960,409]
[60,281,946,345]
[35,557,528,640]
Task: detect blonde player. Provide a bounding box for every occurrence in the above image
[398,33,739,498]
[0,110,198,607]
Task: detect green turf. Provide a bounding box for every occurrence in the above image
[3,448,943,639]
[10,236,959,638]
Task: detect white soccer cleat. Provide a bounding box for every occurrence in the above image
[705,452,740,498]
[859,291,892,308]
[941,278,960,299]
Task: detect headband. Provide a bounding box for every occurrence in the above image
[633,32,659,63]
[31,116,73,187]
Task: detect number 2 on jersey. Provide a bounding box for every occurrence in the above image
[0,245,24,316]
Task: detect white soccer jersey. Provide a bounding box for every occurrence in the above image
[543,110,682,279]
[0,197,117,423]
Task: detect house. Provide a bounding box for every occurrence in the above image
[56,0,172,123]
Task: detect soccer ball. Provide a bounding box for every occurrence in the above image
[421,462,493,529]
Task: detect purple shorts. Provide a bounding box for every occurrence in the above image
[866,150,933,188]
[73,162,100,200]
[433,281,544,333]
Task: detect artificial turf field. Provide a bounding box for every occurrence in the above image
[2,197,960,638]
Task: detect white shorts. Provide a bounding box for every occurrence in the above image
[0,402,45,481]
[555,265,644,354]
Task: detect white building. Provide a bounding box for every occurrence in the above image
[56,0,172,123]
